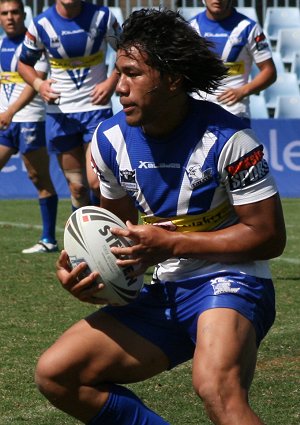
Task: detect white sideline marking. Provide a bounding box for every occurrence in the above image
[1,222,299,264]
[273,256,300,265]
[0,221,64,232]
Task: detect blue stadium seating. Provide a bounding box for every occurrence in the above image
[274,95,300,118]
[262,72,300,110]
[276,28,300,67]
[291,53,300,86]
[249,95,269,119]
[263,7,300,45]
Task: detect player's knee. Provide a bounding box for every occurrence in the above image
[64,169,89,202]
[35,351,66,398]
[26,168,39,186]
[193,370,246,420]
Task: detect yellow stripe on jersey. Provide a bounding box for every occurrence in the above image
[225,61,245,76]
[0,72,24,84]
[142,201,232,232]
[49,51,104,69]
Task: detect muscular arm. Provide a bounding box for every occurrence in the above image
[18,60,60,103]
[111,193,286,273]
[217,58,277,105]
[100,193,139,225]
[0,70,46,129]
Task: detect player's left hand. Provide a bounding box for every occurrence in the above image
[91,80,114,105]
[217,87,245,106]
[0,109,13,130]
[110,221,175,275]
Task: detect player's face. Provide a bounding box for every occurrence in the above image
[56,0,81,6]
[115,47,178,134]
[0,1,25,37]
[205,0,233,19]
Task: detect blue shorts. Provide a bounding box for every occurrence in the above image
[46,109,113,154]
[0,121,46,154]
[102,271,276,369]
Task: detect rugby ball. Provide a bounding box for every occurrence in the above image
[64,206,144,305]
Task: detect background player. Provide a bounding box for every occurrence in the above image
[18,0,121,210]
[35,8,286,425]
[0,0,58,254]
[190,0,276,122]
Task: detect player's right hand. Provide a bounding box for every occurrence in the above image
[56,250,106,304]
[39,79,61,104]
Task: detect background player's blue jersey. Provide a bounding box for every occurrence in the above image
[0,33,47,122]
[20,2,121,113]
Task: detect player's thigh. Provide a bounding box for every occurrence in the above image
[192,308,258,391]
[57,145,86,172]
[0,144,15,169]
[22,148,55,193]
[37,309,169,385]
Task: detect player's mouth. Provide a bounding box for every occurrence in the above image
[121,103,136,114]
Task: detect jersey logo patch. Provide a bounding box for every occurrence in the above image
[24,31,37,48]
[210,277,241,295]
[186,165,213,189]
[255,33,268,51]
[50,36,60,49]
[120,169,138,192]
[226,145,270,190]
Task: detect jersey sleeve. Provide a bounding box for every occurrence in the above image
[248,23,273,64]
[19,20,44,66]
[218,129,278,205]
[106,9,122,51]
[33,52,49,74]
[91,124,127,200]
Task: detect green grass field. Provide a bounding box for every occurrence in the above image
[0,198,299,424]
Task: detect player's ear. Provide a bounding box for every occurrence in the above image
[168,74,183,92]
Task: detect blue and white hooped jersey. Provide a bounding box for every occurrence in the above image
[91,98,277,281]
[190,8,272,117]
[0,33,47,122]
[19,2,121,114]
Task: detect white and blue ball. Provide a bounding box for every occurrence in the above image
[64,206,144,305]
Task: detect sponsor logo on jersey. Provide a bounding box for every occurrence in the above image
[204,32,228,38]
[255,33,268,51]
[21,127,35,133]
[138,161,180,169]
[25,31,36,48]
[120,169,138,192]
[210,277,240,295]
[50,36,60,49]
[228,35,242,45]
[62,29,85,36]
[143,201,231,232]
[186,165,213,189]
[0,72,24,84]
[226,145,269,190]
[225,61,245,76]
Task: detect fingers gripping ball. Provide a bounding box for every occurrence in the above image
[64,206,144,305]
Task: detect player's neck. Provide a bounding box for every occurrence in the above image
[55,3,82,19]
[142,94,189,139]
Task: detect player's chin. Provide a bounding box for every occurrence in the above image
[123,111,142,127]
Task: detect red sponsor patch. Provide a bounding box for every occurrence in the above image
[25,31,36,42]
[255,33,266,43]
[226,145,264,175]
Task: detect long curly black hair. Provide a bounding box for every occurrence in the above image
[117,8,228,95]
